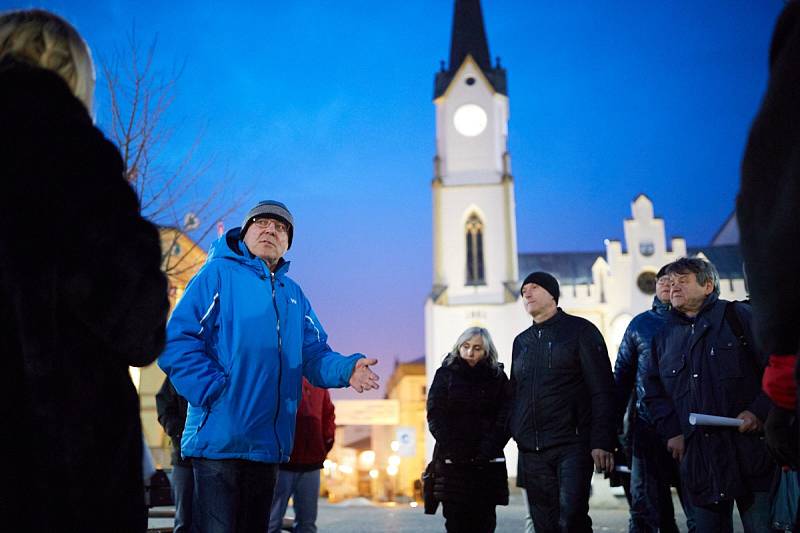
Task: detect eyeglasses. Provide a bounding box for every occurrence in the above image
[252,218,288,234]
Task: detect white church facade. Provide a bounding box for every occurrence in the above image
[423,0,747,475]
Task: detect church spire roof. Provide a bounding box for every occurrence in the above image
[449,0,492,73]
[434,0,507,98]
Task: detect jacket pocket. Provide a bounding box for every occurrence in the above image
[550,338,579,371]
[712,345,743,380]
[512,346,528,380]
[735,433,775,487]
[660,353,689,399]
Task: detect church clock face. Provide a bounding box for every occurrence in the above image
[453,104,487,137]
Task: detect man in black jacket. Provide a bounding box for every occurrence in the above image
[156,378,192,533]
[510,272,617,533]
[643,258,774,532]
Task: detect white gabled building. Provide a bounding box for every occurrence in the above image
[424,0,747,477]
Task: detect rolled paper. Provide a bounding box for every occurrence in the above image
[688,412,744,427]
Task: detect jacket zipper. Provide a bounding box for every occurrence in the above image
[269,271,284,459]
[533,329,542,450]
[548,341,552,368]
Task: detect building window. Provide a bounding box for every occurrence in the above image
[465,214,485,285]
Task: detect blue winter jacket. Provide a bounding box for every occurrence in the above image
[613,297,670,426]
[158,229,364,463]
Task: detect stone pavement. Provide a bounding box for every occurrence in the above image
[148,474,746,532]
[306,493,699,533]
[149,496,709,533]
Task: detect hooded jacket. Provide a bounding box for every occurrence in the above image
[614,297,670,426]
[158,229,364,463]
[642,294,775,505]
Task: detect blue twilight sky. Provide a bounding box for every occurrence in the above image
[4,0,786,397]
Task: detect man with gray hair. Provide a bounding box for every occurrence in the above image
[643,257,775,532]
[159,200,380,533]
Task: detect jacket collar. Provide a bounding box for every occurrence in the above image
[670,293,719,324]
[209,228,292,278]
[533,307,565,328]
[651,296,671,316]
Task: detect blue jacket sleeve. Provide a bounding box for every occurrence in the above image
[641,336,682,440]
[158,264,228,408]
[613,322,638,423]
[300,296,364,388]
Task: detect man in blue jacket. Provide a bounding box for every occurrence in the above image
[159,200,379,533]
[614,263,694,532]
[643,258,774,532]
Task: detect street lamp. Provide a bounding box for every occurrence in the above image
[359,450,376,470]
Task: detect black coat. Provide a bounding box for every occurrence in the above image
[614,297,670,427]
[509,309,617,453]
[642,295,776,506]
[738,1,800,357]
[426,356,511,506]
[0,59,169,531]
[156,377,191,467]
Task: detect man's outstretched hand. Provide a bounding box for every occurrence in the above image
[350,358,380,393]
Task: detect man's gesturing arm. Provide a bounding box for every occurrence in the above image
[300,297,379,392]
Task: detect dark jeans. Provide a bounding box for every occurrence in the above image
[692,491,771,533]
[192,458,279,533]
[520,442,594,533]
[442,501,496,533]
[629,421,695,533]
[172,462,194,533]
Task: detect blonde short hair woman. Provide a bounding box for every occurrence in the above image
[0,9,95,110]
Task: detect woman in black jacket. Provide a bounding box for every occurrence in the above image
[426,327,512,533]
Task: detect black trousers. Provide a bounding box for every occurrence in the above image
[520,442,594,533]
[629,421,695,532]
[442,501,497,533]
[191,458,279,533]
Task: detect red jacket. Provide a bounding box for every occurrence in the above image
[285,378,335,470]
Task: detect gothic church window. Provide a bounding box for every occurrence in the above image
[465,214,485,285]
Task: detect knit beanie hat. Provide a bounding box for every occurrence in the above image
[521,271,560,304]
[656,263,671,279]
[240,200,294,248]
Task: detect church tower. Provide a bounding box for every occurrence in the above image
[431,0,519,306]
[424,0,527,470]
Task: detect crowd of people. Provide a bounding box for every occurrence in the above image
[5,2,800,533]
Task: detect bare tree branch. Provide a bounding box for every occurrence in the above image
[98,30,246,286]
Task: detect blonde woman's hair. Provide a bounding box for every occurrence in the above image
[442,327,500,369]
[0,9,95,111]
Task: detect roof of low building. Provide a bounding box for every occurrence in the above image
[518,251,603,286]
[517,244,744,286]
